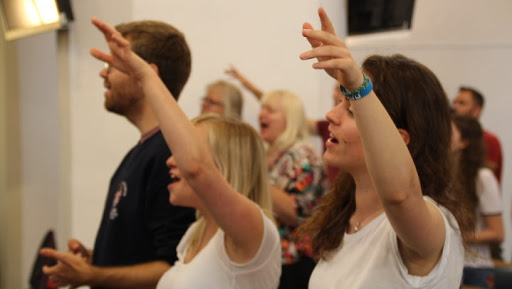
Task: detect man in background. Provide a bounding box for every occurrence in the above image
[452,86,503,184]
[40,20,195,289]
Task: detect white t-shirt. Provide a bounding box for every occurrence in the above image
[156,210,281,289]
[309,197,464,289]
[465,167,502,268]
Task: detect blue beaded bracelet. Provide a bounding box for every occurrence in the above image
[339,73,373,100]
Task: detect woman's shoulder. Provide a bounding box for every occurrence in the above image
[217,209,281,270]
[478,167,496,180]
[423,196,460,231]
[476,167,500,193]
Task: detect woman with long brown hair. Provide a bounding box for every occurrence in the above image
[298,8,473,288]
[452,114,503,288]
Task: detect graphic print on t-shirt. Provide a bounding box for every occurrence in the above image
[109,181,128,220]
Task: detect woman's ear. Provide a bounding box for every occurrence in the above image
[398,129,410,145]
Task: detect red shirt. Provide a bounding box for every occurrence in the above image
[483,130,503,184]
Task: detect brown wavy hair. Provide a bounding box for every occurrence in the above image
[452,114,485,218]
[298,54,474,260]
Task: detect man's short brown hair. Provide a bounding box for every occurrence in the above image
[116,20,191,100]
[459,86,484,108]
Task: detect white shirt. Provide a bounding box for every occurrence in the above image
[309,197,464,289]
[156,210,281,289]
[465,167,502,268]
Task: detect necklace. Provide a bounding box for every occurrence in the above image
[351,209,384,233]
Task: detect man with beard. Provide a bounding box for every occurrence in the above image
[40,20,195,289]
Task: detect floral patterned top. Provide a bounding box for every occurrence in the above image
[268,142,328,264]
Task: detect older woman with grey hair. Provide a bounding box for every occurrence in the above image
[200,80,244,119]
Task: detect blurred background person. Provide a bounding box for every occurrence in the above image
[452,86,505,262]
[452,114,504,289]
[259,90,327,289]
[452,86,503,184]
[200,80,244,119]
[226,65,339,184]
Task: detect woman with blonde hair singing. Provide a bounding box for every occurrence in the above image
[259,89,327,289]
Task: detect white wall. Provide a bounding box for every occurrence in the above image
[1,31,65,287]
[0,29,22,289]
[17,33,61,278]
[131,0,343,124]
[68,0,135,249]
[347,0,512,260]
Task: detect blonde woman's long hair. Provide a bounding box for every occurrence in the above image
[187,114,273,249]
[261,90,310,155]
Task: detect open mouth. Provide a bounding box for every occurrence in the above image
[170,173,181,183]
[329,133,339,144]
[260,122,269,129]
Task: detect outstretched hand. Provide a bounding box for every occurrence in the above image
[90,17,153,81]
[300,8,363,91]
[224,64,264,99]
[40,248,95,289]
[224,64,242,80]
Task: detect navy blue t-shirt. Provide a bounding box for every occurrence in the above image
[92,130,195,288]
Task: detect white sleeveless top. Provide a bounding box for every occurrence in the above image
[156,210,281,289]
[309,197,464,289]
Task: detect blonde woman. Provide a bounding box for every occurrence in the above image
[226,65,341,185]
[90,18,281,289]
[259,90,327,289]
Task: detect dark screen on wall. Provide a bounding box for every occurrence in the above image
[348,0,415,36]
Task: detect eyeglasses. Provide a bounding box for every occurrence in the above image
[201,97,223,107]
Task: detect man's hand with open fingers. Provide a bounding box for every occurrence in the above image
[40,248,96,289]
[68,238,93,264]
